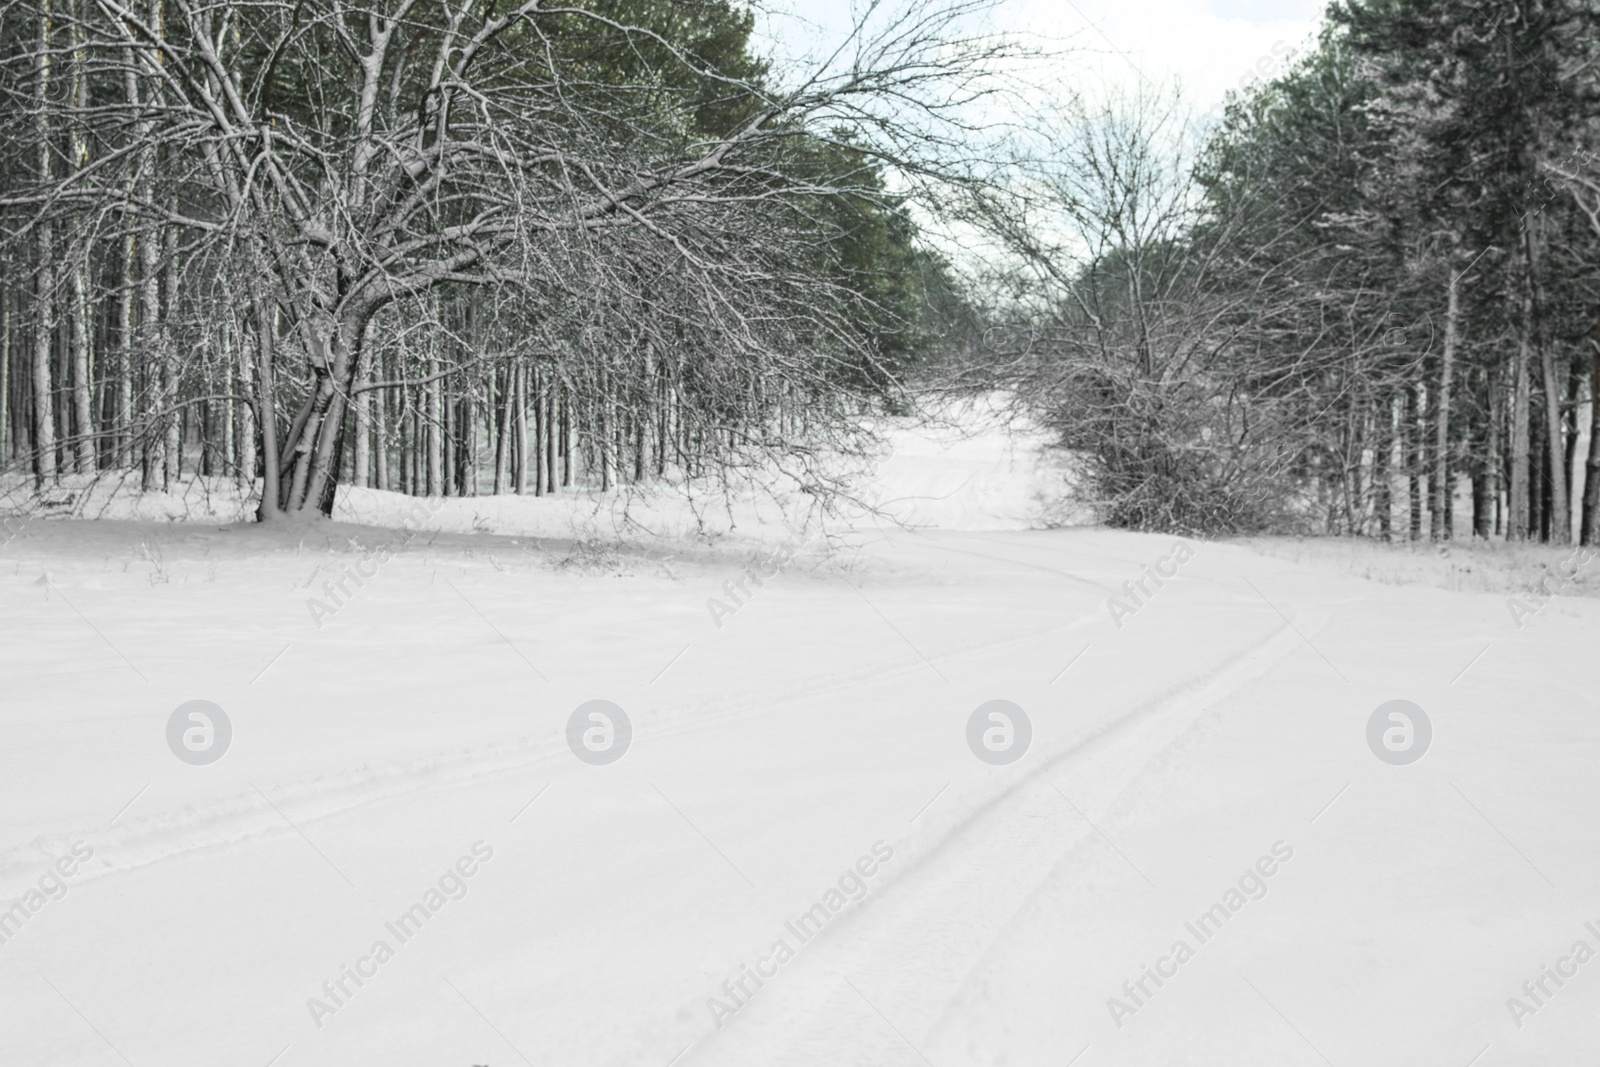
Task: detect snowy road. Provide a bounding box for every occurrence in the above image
[1,518,1597,1066]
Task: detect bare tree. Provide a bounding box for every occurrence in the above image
[0,0,1012,520]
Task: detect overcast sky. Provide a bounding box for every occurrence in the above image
[753,0,1329,115]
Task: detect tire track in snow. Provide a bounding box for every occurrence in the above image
[666,604,1327,1067]
[0,566,1102,898]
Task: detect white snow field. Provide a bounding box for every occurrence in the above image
[1,415,1597,1067]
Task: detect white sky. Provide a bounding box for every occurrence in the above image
[753,0,1328,116]
[749,0,1331,272]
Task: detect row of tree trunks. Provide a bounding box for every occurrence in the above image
[1324,327,1593,546]
[338,369,687,500]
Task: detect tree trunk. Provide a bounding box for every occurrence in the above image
[221,333,235,477]
[493,367,509,495]
[1563,353,1581,540]
[514,364,528,495]
[1529,219,1569,543]
[455,394,474,496]
[235,319,256,488]
[402,395,414,496]
[560,385,571,488]
[657,372,669,477]
[374,365,390,493]
[1432,268,1459,540]
[548,380,559,492]
[599,375,613,492]
[539,379,548,494]
[1478,363,1491,537]
[353,336,372,489]
[1509,283,1533,540]
[0,298,10,467]
[1584,325,1600,545]
[251,294,281,521]
[1472,470,1490,539]
[32,0,57,488]
[1373,393,1391,540]
[426,349,442,497]
[1529,415,1542,543]
[137,211,159,488]
[116,230,134,467]
[1406,385,1422,540]
[161,222,179,489]
[67,1,94,475]
[398,392,411,496]
[634,353,650,483]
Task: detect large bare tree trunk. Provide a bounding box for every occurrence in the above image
[291,311,365,513]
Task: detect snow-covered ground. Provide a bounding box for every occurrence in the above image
[1,413,1596,1067]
